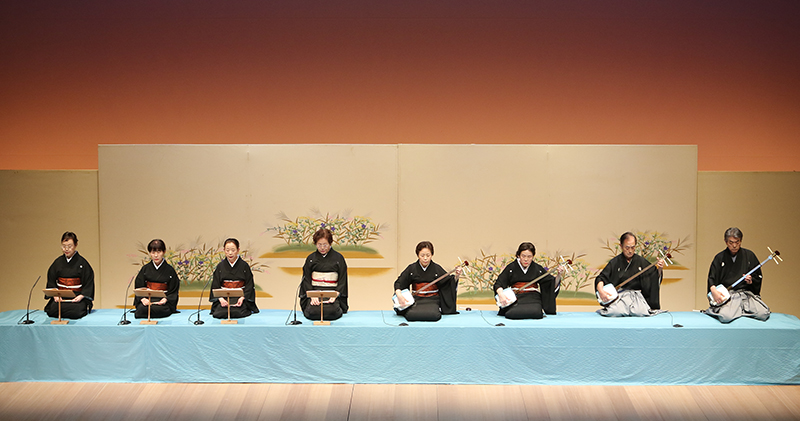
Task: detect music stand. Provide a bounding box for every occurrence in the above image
[212,288,244,324]
[43,288,76,325]
[306,290,339,326]
[134,288,167,325]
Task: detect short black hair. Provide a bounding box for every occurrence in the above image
[147,239,166,253]
[516,242,536,258]
[416,241,434,256]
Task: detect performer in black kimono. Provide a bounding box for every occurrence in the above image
[300,228,348,321]
[209,238,259,319]
[44,231,95,319]
[704,227,769,323]
[134,239,180,319]
[494,242,561,319]
[393,241,461,322]
[595,232,665,317]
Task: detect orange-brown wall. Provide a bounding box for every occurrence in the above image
[2,1,798,171]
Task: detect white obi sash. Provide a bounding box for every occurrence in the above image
[312,271,338,288]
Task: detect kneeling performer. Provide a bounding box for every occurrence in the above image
[595,232,665,317]
[209,238,259,319]
[300,228,348,321]
[494,242,561,319]
[393,241,461,322]
[704,227,771,323]
[134,239,180,319]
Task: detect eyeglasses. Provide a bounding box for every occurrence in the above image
[61,244,75,250]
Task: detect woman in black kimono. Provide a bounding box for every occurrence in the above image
[134,239,180,319]
[299,228,348,321]
[45,231,95,319]
[393,241,461,322]
[494,242,561,319]
[209,238,259,319]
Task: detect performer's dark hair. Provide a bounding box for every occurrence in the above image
[313,228,333,245]
[619,232,637,245]
[724,227,743,241]
[61,231,78,245]
[147,239,166,252]
[223,238,240,249]
[416,241,434,256]
[516,242,536,257]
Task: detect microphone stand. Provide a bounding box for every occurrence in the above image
[21,276,41,325]
[194,276,214,325]
[119,275,135,325]
[289,279,303,325]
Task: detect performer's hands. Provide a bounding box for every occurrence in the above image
[310,297,320,306]
[596,282,612,302]
[556,265,566,277]
[327,296,337,304]
[395,289,408,307]
[219,297,229,307]
[235,296,245,307]
[656,258,665,270]
[496,288,509,307]
[744,274,753,284]
[54,296,62,303]
[141,298,151,306]
[710,286,725,303]
[454,266,463,278]
[72,295,84,303]
[157,298,167,305]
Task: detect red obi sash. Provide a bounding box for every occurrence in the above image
[413,282,438,297]
[222,280,245,289]
[512,281,539,293]
[57,277,82,293]
[146,281,168,291]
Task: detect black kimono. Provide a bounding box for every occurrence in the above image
[134,260,181,319]
[300,248,348,321]
[595,253,661,310]
[44,251,95,319]
[493,260,558,319]
[704,247,769,323]
[393,260,458,322]
[209,256,259,319]
[707,247,762,296]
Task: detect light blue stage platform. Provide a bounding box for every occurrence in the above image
[1,309,799,385]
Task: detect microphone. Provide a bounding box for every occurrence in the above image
[194,276,214,325]
[288,278,303,325]
[20,276,41,325]
[119,275,135,325]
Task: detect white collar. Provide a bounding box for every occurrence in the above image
[227,256,240,267]
[517,258,530,274]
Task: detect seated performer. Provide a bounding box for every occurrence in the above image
[494,242,561,319]
[44,231,95,319]
[595,232,665,317]
[300,228,348,321]
[209,238,259,319]
[134,239,180,319]
[393,241,461,322]
[704,227,770,323]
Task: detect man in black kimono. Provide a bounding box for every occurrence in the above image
[300,228,348,321]
[704,227,769,323]
[134,239,180,319]
[595,232,664,317]
[209,238,259,319]
[45,232,94,319]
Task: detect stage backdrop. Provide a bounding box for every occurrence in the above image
[98,144,697,312]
